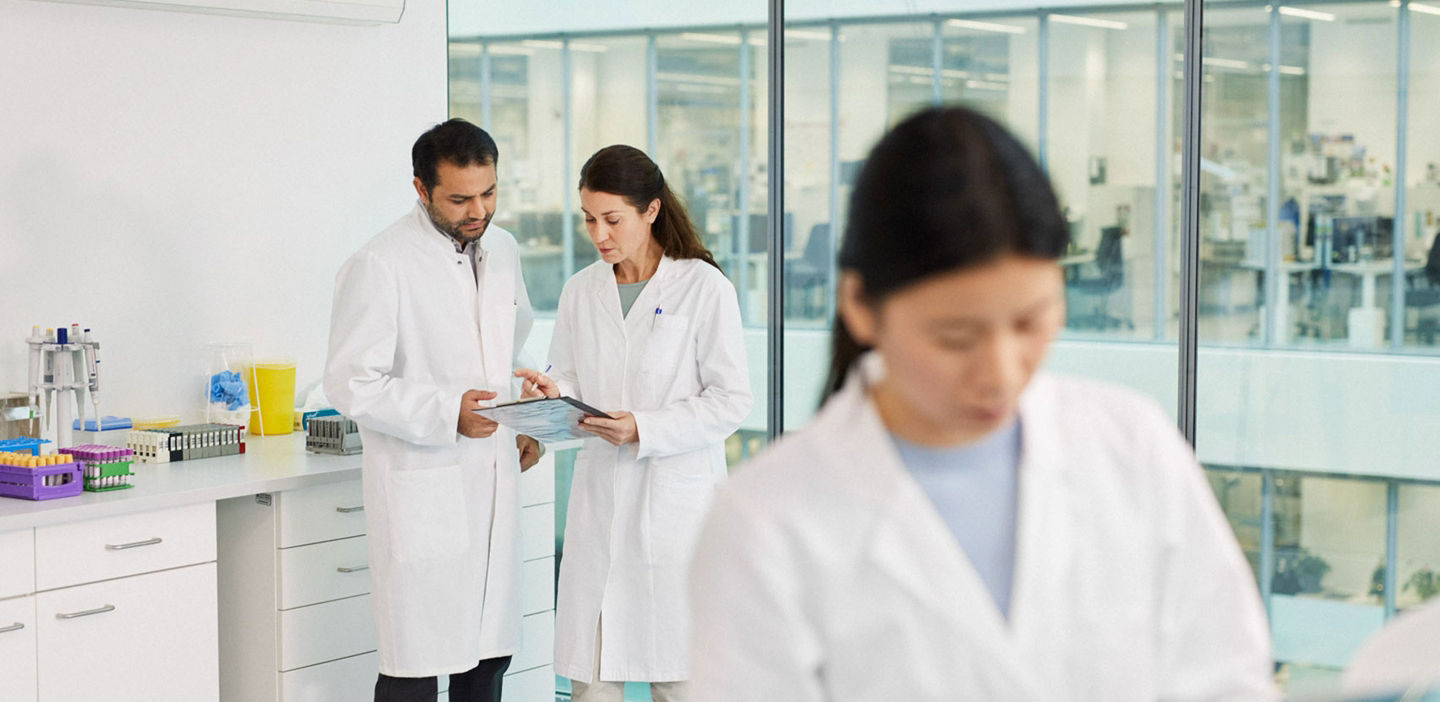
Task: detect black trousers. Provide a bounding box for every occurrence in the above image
[374,656,511,702]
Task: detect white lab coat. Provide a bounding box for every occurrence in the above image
[549,255,752,683]
[323,203,533,677]
[689,354,1276,701]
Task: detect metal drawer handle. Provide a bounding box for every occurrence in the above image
[337,565,370,573]
[56,604,115,620]
[105,537,163,551]
[335,506,364,513]
[0,622,24,634]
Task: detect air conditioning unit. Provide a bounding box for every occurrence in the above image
[33,0,405,25]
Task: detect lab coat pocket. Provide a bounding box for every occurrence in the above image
[385,464,471,563]
[645,458,714,565]
[642,314,690,376]
[638,314,691,408]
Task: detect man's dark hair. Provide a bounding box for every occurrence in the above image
[411,119,499,194]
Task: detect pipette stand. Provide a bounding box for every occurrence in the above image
[28,339,100,451]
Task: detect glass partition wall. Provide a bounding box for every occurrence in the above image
[449,0,1440,698]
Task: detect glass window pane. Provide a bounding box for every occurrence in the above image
[1048,12,1163,340]
[1404,8,1440,351]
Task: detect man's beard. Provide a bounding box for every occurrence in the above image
[425,202,490,244]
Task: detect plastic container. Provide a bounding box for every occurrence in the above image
[206,343,254,431]
[60,445,136,492]
[133,416,181,430]
[246,359,296,436]
[0,461,83,501]
[0,437,50,456]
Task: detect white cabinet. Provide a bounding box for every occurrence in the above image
[276,479,366,548]
[0,529,34,599]
[279,652,378,702]
[221,453,558,702]
[14,502,221,702]
[0,595,37,702]
[278,593,376,671]
[219,479,376,702]
[36,563,218,702]
[277,535,371,609]
[34,501,216,590]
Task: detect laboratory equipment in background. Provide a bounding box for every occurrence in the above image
[127,423,244,463]
[1,392,38,439]
[25,324,105,449]
[60,444,136,492]
[245,358,296,435]
[295,407,340,431]
[0,437,50,455]
[0,451,83,501]
[72,415,135,447]
[305,415,362,455]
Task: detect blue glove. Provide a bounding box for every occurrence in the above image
[209,371,250,411]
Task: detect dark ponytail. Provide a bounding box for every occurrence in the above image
[823,106,1070,400]
[578,145,721,270]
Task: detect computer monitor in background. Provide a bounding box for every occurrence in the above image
[734,212,795,254]
[1331,216,1394,261]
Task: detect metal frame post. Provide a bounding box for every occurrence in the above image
[1264,6,1282,347]
[1393,2,1411,348]
[1177,0,1203,444]
[768,0,785,439]
[562,39,575,278]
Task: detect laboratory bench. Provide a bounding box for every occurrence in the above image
[0,433,558,702]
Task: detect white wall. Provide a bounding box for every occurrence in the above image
[0,0,447,420]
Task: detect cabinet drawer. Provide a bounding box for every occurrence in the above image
[520,503,554,562]
[278,535,370,610]
[34,502,215,591]
[279,594,375,672]
[0,595,37,702]
[0,529,35,599]
[36,563,217,702]
[278,480,365,548]
[521,557,554,616]
[279,651,376,702]
[520,453,554,507]
[512,610,553,674]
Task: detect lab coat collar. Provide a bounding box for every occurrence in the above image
[813,353,1067,696]
[591,254,675,323]
[408,201,489,257]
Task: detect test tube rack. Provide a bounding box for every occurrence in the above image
[0,437,51,456]
[306,416,362,455]
[60,444,136,492]
[0,452,83,501]
[126,423,245,464]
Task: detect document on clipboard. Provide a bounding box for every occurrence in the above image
[471,396,614,442]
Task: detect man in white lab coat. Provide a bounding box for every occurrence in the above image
[324,119,540,702]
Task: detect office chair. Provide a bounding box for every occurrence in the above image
[1067,226,1133,330]
[785,223,831,320]
[1404,231,1440,344]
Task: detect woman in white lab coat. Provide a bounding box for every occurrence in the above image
[522,145,752,702]
[686,107,1277,701]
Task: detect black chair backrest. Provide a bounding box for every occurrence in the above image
[1427,231,1440,287]
[1096,227,1124,281]
[803,223,830,267]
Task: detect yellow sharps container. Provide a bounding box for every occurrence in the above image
[245,359,296,435]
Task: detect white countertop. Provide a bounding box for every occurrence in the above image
[0,434,362,531]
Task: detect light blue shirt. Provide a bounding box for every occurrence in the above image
[891,420,1021,618]
[617,279,650,318]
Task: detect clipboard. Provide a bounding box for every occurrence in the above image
[471,396,614,442]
